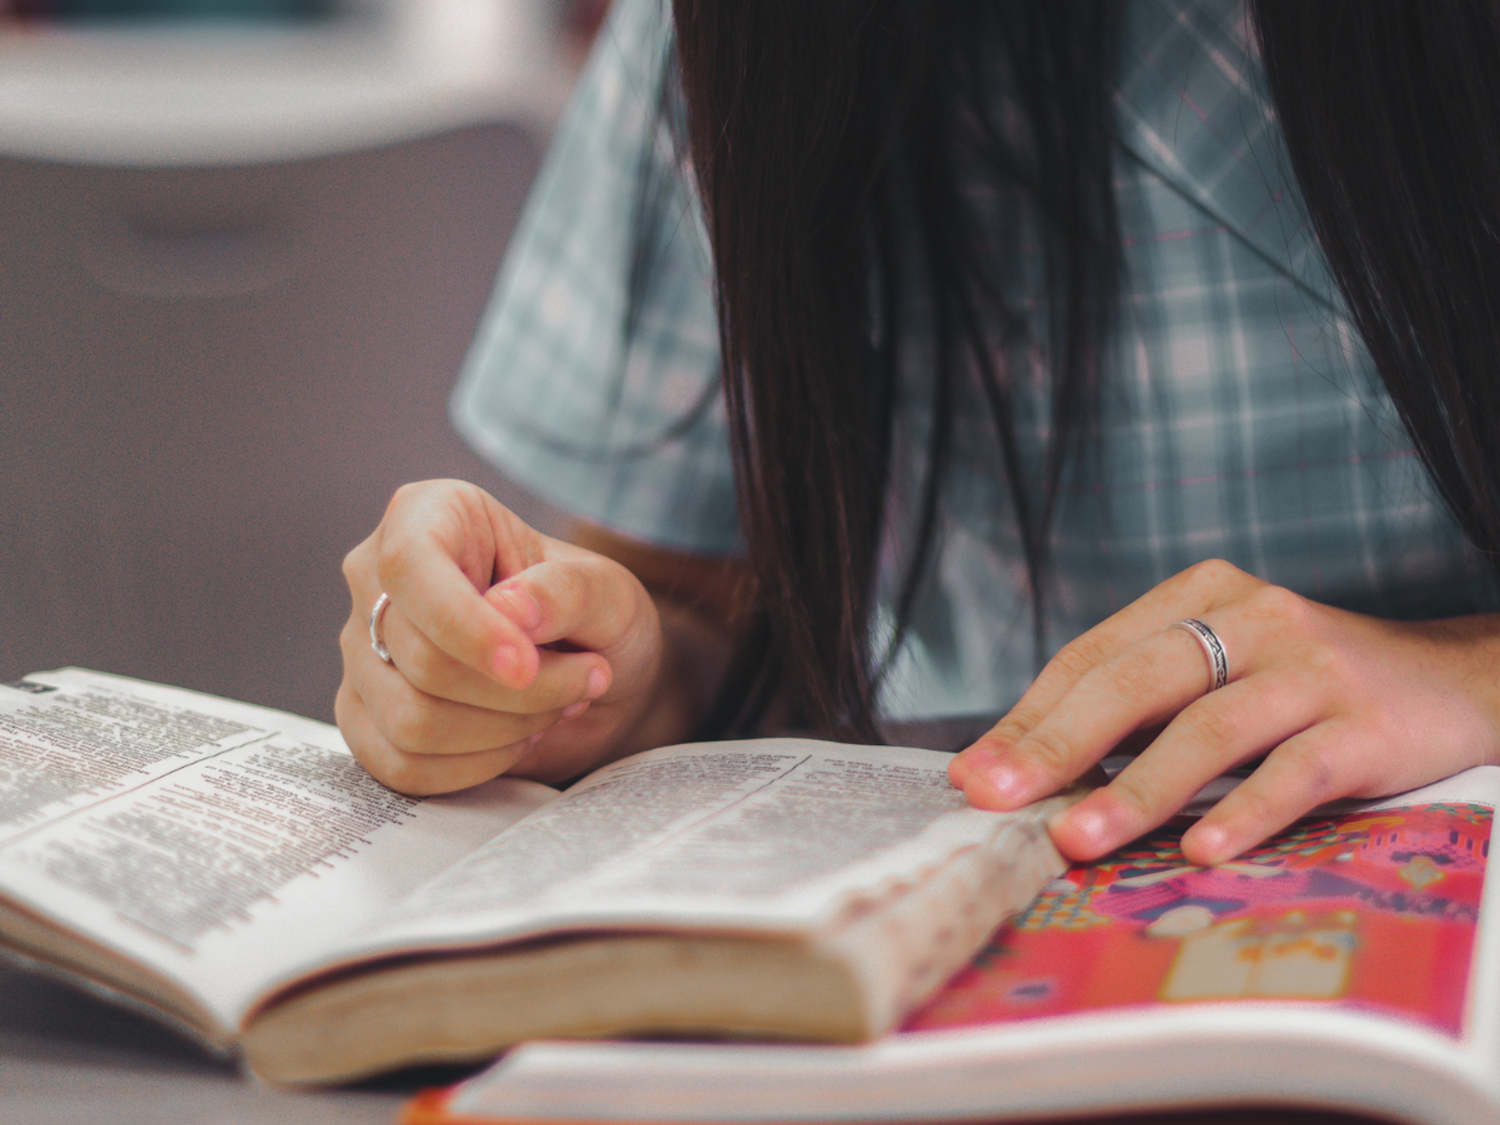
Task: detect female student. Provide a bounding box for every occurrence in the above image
[337,0,1500,867]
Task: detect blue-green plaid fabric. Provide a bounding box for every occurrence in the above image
[452,0,1497,719]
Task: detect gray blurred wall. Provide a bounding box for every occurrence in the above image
[0,123,561,722]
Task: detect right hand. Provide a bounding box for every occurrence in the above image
[337,480,664,794]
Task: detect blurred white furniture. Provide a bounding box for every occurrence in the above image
[0,0,571,165]
[0,0,569,723]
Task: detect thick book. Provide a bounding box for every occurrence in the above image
[0,667,1079,1086]
[405,769,1500,1125]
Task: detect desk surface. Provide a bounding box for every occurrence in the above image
[0,961,1395,1125]
[0,962,405,1123]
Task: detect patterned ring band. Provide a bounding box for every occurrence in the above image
[1169,617,1229,693]
[369,591,394,665]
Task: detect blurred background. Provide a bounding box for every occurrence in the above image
[0,0,604,720]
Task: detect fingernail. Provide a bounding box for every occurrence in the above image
[1185,822,1231,866]
[527,731,546,748]
[950,741,999,787]
[1059,803,1114,853]
[963,741,1008,768]
[585,666,610,700]
[493,586,542,632]
[978,761,1035,806]
[562,700,590,720]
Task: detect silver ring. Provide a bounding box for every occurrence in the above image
[1170,618,1228,692]
[369,592,394,664]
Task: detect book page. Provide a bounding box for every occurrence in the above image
[359,739,1049,954]
[0,670,555,1030]
[0,669,278,845]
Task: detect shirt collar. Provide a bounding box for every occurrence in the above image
[1111,0,1338,310]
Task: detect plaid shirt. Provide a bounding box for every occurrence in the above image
[452,0,1497,718]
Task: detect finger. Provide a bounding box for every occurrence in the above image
[363,675,572,757]
[1017,560,1257,710]
[370,507,541,690]
[336,679,534,795]
[379,598,611,714]
[954,625,1228,808]
[1046,671,1323,861]
[1179,720,1365,866]
[487,556,648,653]
[342,609,573,755]
[353,644,570,756]
[955,560,1261,771]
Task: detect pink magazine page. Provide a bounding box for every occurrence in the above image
[907,802,1492,1038]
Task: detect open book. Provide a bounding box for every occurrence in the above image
[0,668,1079,1086]
[408,768,1500,1125]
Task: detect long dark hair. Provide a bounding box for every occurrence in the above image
[1254,0,1500,578]
[669,0,1500,741]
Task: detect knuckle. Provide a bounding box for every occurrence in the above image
[374,532,419,583]
[1046,635,1109,683]
[560,556,656,655]
[986,708,1040,746]
[1109,773,1168,820]
[336,678,460,797]
[338,614,364,655]
[393,641,451,695]
[1182,557,1246,593]
[334,679,360,731]
[1277,737,1340,802]
[613,591,657,658]
[446,480,501,535]
[385,479,443,516]
[430,597,482,651]
[1301,641,1349,686]
[1018,724,1079,774]
[341,539,373,587]
[1224,780,1282,833]
[384,695,447,755]
[556,563,598,620]
[1243,583,1310,629]
[508,679,562,716]
[1174,700,1240,751]
[368,753,433,797]
[1097,646,1164,701]
[586,556,643,629]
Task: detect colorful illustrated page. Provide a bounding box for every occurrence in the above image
[906,803,1491,1038]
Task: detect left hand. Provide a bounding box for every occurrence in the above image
[948,559,1500,865]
